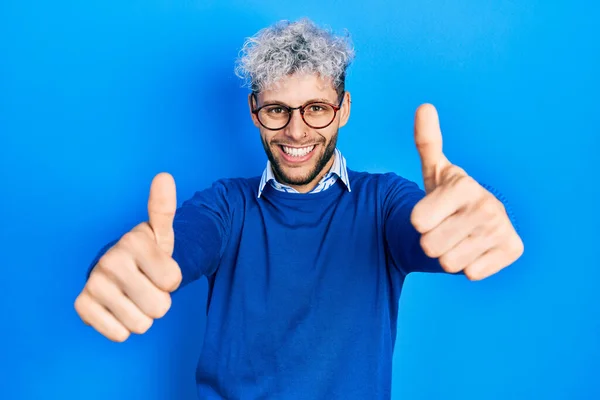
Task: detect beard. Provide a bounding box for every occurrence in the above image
[261,131,338,187]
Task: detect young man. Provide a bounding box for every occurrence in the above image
[75,19,524,399]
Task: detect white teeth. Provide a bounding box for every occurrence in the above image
[282,145,315,157]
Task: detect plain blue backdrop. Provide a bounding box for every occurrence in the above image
[1,0,598,399]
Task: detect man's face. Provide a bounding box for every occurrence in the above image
[249,74,351,192]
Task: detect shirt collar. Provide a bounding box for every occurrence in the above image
[257,148,351,198]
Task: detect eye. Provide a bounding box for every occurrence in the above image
[309,105,324,112]
[266,106,286,114]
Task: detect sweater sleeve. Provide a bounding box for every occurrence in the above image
[86,180,231,289]
[382,173,518,276]
[382,174,444,276]
[170,180,232,287]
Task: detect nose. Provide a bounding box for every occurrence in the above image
[283,109,308,141]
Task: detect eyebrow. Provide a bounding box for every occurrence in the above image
[260,97,337,107]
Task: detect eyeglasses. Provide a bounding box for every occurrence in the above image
[251,92,345,130]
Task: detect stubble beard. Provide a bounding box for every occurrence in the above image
[261,131,338,187]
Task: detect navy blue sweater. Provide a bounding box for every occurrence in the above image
[90,170,514,399]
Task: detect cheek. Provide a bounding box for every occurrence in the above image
[315,127,335,142]
[321,128,338,146]
[260,129,274,144]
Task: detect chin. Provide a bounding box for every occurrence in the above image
[277,166,317,186]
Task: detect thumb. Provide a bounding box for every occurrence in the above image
[148,172,177,255]
[414,103,448,192]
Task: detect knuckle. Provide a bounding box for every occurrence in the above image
[168,260,183,288]
[481,197,500,216]
[74,293,89,318]
[455,174,474,191]
[85,274,106,299]
[119,231,142,248]
[110,329,131,343]
[490,223,511,247]
[97,250,123,276]
[498,224,513,243]
[497,199,507,213]
[149,292,172,319]
[130,317,154,335]
[439,255,452,271]
[158,260,183,292]
[439,254,460,273]
[464,266,484,281]
[419,235,436,258]
[98,247,137,279]
[410,208,425,232]
[463,268,478,281]
[509,235,524,258]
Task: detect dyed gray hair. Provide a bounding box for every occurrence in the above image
[234,19,355,97]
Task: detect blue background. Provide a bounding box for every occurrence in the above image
[2,0,598,399]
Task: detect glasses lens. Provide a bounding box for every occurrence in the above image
[258,105,290,130]
[303,103,335,128]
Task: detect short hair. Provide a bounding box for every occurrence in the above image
[234,18,355,98]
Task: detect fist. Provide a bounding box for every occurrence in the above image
[411,104,524,280]
[74,173,182,342]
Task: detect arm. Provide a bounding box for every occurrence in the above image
[383,174,445,276]
[170,181,231,287]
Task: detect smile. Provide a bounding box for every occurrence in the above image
[281,145,316,157]
[277,144,318,164]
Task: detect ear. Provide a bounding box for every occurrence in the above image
[338,91,351,128]
[248,93,260,128]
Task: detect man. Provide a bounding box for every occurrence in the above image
[75,18,523,399]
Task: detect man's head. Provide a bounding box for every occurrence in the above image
[235,19,355,192]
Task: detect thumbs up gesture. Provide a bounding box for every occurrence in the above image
[410,104,523,280]
[75,173,182,342]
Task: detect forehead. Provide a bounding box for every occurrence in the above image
[257,73,338,104]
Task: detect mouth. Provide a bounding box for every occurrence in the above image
[277,144,317,164]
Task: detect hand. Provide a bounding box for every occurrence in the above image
[410,104,524,280]
[74,172,182,342]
